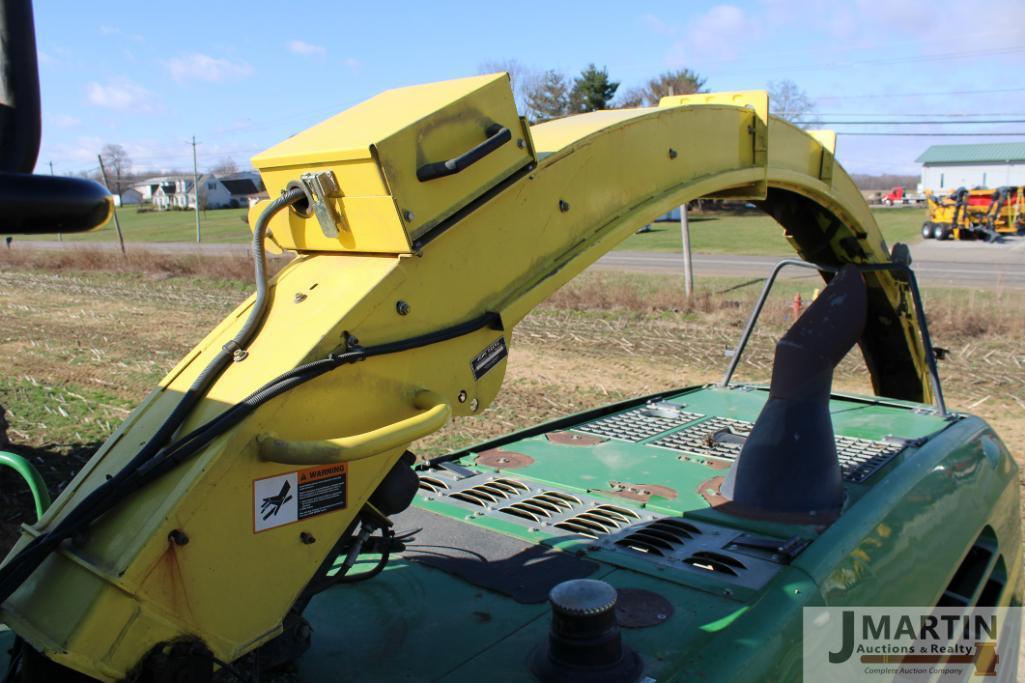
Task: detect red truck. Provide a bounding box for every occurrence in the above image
[880,186,926,206]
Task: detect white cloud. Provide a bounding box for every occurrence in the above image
[52,114,80,128]
[85,78,155,111]
[667,5,754,66]
[99,24,144,42]
[287,40,325,57]
[640,13,676,37]
[343,57,363,74]
[166,53,253,83]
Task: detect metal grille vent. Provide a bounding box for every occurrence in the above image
[575,403,703,443]
[651,416,752,458]
[448,478,529,506]
[417,475,450,494]
[683,551,747,577]
[653,418,905,483]
[834,436,905,483]
[553,505,641,539]
[614,519,702,556]
[499,492,583,522]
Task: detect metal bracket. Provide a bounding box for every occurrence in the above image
[299,171,344,238]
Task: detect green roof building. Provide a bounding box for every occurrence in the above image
[916,142,1025,192]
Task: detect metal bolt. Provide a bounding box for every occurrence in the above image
[395,300,411,316]
[516,138,526,149]
[470,398,479,412]
[403,210,415,222]
[558,199,570,213]
[668,148,678,159]
[457,390,468,403]
[232,348,249,363]
[294,292,307,303]
[168,529,189,546]
[300,532,316,545]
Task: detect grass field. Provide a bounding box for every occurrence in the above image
[18,205,927,256]
[1,255,1024,550]
[618,206,925,254]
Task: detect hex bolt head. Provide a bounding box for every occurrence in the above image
[294,292,307,303]
[668,148,678,159]
[300,532,316,545]
[232,348,249,363]
[458,390,468,403]
[403,210,415,222]
[168,529,189,546]
[395,300,411,316]
[516,138,526,149]
[470,398,479,412]
[558,199,570,213]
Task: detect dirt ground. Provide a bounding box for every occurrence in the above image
[1,265,1024,555]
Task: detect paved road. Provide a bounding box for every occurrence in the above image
[8,238,1025,288]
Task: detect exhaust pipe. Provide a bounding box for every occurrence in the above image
[722,264,867,516]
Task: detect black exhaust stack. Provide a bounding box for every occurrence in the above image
[722,264,867,516]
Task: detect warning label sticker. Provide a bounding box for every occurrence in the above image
[253,463,347,533]
[471,336,507,380]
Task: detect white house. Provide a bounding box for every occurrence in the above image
[113,188,143,207]
[917,142,1025,192]
[152,175,233,210]
[218,172,266,208]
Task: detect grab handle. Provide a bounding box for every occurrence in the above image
[416,124,511,182]
[257,391,450,465]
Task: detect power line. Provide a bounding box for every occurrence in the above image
[815,86,1025,101]
[836,132,1025,137]
[798,119,1025,125]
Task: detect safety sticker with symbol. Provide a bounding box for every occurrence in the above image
[253,463,347,533]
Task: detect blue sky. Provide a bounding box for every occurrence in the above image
[34,0,1025,178]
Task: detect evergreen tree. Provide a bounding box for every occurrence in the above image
[569,64,619,113]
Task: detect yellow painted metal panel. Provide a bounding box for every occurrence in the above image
[252,73,535,253]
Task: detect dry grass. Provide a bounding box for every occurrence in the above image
[0,246,290,282]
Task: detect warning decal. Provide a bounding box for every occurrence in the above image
[471,336,508,380]
[253,463,347,533]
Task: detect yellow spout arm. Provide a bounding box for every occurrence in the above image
[256,390,450,465]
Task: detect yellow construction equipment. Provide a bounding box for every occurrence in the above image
[923,186,1025,241]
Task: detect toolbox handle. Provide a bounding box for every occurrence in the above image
[416,124,512,182]
[256,390,451,465]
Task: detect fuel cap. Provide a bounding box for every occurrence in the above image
[531,579,643,682]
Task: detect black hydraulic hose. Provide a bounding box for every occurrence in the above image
[0,190,305,601]
[0,306,502,603]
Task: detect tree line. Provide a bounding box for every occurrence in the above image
[481,60,815,126]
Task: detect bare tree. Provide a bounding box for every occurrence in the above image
[478,59,535,116]
[523,70,572,123]
[210,157,239,176]
[99,143,131,196]
[620,69,707,107]
[768,80,818,127]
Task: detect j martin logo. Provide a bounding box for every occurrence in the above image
[803,607,1021,682]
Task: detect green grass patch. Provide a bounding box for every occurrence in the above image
[15,204,928,258]
[616,206,925,255]
[0,376,134,448]
[29,207,251,244]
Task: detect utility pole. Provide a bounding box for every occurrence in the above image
[50,161,62,242]
[97,154,127,256]
[680,202,693,298]
[192,136,201,242]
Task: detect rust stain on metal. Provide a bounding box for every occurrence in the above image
[602,480,678,503]
[700,476,837,526]
[475,449,535,469]
[679,454,731,471]
[139,537,197,624]
[546,431,607,446]
[697,476,729,507]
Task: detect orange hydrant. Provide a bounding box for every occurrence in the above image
[791,293,802,319]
